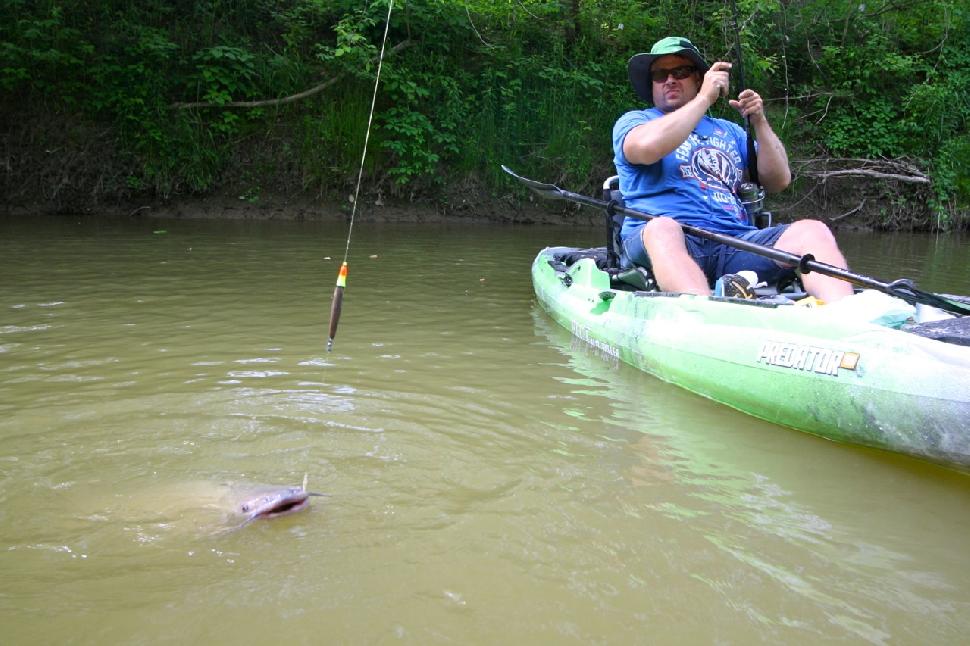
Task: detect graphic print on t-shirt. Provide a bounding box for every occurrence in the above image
[674,132,746,222]
[693,147,739,188]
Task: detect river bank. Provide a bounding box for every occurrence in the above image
[2,190,601,226]
[1,154,960,232]
[3,188,939,232]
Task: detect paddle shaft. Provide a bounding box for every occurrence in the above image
[612,200,878,289]
[501,165,970,316]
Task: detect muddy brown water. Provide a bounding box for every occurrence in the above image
[2,215,969,643]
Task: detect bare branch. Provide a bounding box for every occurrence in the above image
[514,0,540,20]
[830,198,867,222]
[171,40,411,110]
[793,157,927,175]
[465,6,495,48]
[765,91,846,102]
[803,169,930,184]
[771,181,821,214]
[922,4,951,58]
[814,94,833,124]
[862,0,910,19]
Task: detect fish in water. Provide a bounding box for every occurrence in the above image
[77,480,324,539]
[233,483,321,526]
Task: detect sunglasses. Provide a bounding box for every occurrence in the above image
[650,65,697,83]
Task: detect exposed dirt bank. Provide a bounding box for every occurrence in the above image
[2,151,961,232]
[2,191,603,226]
[0,189,892,232]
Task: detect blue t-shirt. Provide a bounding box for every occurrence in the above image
[613,108,756,239]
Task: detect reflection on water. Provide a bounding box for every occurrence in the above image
[1,216,969,643]
[536,310,970,643]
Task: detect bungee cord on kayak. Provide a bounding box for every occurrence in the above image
[327,0,394,352]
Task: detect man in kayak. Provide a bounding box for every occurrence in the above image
[613,36,853,302]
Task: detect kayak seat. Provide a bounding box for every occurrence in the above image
[615,266,654,291]
[548,247,657,292]
[552,246,609,269]
[602,176,658,292]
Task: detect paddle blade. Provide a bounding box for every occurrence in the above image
[501,165,567,200]
[327,262,348,352]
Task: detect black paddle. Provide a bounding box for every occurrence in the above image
[502,165,970,316]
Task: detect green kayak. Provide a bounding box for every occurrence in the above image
[533,246,970,471]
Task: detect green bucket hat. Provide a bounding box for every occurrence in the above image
[628,36,710,103]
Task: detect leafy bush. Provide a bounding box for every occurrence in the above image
[1,0,966,227]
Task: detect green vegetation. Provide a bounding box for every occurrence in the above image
[1,0,967,229]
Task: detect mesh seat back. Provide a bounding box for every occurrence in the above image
[602,176,628,269]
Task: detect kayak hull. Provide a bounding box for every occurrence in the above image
[532,247,970,470]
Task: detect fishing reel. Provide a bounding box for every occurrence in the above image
[737,181,771,228]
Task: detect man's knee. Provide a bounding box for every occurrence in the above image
[779,219,839,252]
[790,219,836,243]
[642,216,683,243]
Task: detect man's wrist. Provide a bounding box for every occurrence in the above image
[694,92,716,111]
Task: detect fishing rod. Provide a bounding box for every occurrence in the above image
[327,0,394,352]
[502,165,970,317]
[728,0,763,211]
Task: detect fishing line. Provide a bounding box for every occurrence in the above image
[327,0,394,352]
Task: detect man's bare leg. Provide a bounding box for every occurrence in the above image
[774,220,854,302]
[641,217,710,295]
